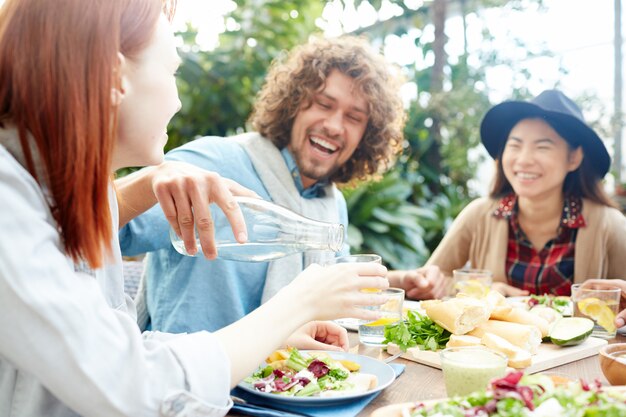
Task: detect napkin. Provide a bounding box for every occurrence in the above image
[231,363,405,417]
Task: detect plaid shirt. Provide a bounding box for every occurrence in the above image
[493,194,586,296]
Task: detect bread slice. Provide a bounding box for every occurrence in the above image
[446,334,482,348]
[490,305,513,318]
[508,350,532,369]
[485,290,509,310]
[529,305,562,324]
[480,332,532,369]
[480,332,519,357]
[490,307,550,337]
[468,320,542,354]
[422,297,490,335]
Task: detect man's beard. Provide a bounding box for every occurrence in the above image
[293,153,338,183]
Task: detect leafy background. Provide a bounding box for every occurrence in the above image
[126,0,605,269]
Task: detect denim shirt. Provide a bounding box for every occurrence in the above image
[280,146,330,198]
[119,135,349,333]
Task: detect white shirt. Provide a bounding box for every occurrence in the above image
[0,144,233,417]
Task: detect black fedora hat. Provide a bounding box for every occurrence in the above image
[480,89,610,178]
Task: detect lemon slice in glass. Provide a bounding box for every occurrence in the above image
[455,279,490,298]
[577,297,616,333]
[360,288,382,293]
[363,317,400,327]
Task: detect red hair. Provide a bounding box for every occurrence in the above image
[0,0,175,268]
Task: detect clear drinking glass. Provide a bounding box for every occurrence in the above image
[452,268,493,298]
[326,254,382,329]
[571,283,621,339]
[358,287,404,347]
[440,346,507,397]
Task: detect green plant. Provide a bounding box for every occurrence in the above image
[342,170,436,269]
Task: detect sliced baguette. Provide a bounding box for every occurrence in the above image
[480,332,519,357]
[485,290,509,310]
[489,307,550,337]
[490,305,513,318]
[508,350,532,369]
[480,332,532,369]
[529,305,562,325]
[468,320,542,354]
[446,334,482,348]
[422,297,490,335]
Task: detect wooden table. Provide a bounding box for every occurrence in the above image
[230,331,624,416]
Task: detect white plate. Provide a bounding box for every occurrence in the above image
[505,295,531,310]
[336,300,423,331]
[505,295,573,316]
[237,350,396,406]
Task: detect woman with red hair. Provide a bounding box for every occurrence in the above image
[0,1,389,416]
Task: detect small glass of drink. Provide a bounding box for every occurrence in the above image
[326,254,382,329]
[358,287,404,347]
[571,283,620,339]
[452,268,493,298]
[440,346,507,397]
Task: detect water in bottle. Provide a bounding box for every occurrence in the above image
[169,196,344,262]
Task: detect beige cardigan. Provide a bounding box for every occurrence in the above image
[426,197,626,284]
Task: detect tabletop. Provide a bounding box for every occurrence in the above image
[229,330,625,417]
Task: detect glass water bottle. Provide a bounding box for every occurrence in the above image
[169,196,344,262]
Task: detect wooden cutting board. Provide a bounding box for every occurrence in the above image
[386,336,607,373]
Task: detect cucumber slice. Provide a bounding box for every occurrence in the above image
[549,317,594,346]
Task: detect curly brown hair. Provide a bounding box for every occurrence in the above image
[249,35,406,184]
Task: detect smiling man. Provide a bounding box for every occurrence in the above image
[118,36,406,333]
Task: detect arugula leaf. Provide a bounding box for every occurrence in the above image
[383,310,451,352]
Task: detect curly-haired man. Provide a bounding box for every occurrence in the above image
[119,36,407,333]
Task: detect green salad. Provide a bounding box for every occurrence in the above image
[527,294,572,316]
[243,348,369,397]
[407,372,626,417]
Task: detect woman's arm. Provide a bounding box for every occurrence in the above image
[215,262,389,385]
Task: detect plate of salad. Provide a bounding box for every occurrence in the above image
[238,348,396,406]
[507,294,572,316]
[371,371,626,417]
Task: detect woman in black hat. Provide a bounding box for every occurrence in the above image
[423,89,626,297]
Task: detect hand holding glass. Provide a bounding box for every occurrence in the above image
[325,254,382,328]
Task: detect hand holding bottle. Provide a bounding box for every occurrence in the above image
[149,161,259,258]
[170,196,345,261]
[278,263,389,322]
